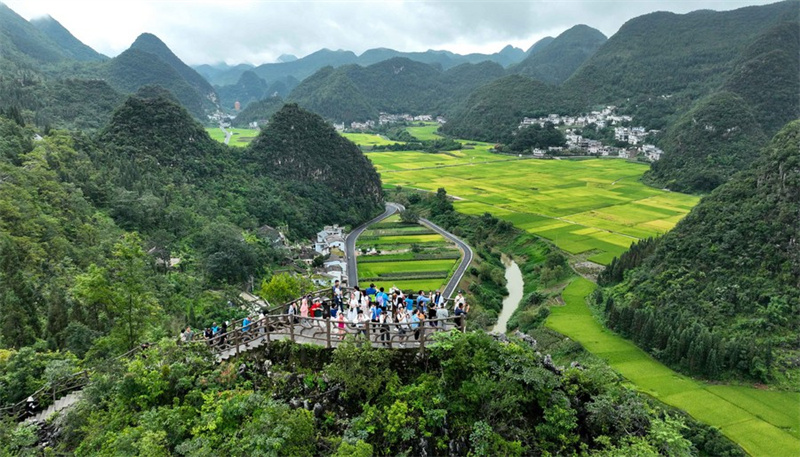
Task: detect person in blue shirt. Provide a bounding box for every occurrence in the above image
[365,283,377,297]
[242,316,251,332]
[405,294,415,312]
[211,322,219,335]
[370,303,382,322]
[376,287,389,309]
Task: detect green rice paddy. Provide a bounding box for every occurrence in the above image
[356,215,460,292]
[549,279,800,457]
[405,123,442,141]
[368,150,700,265]
[205,127,260,147]
[341,132,399,147]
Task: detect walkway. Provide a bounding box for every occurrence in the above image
[548,278,800,457]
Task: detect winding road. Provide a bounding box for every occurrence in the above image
[344,202,474,299]
[345,202,404,285]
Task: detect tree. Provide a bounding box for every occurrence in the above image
[72,233,161,350]
[399,209,419,224]
[259,273,314,306]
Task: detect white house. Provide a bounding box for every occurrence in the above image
[314,225,344,254]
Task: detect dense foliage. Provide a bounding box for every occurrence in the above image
[597,121,800,384]
[229,95,285,128]
[0,97,382,389]
[440,75,571,143]
[1,332,744,456]
[288,57,509,123]
[643,91,767,193]
[510,25,607,85]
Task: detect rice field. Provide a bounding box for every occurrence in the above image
[341,132,399,147]
[205,127,260,147]
[356,215,460,292]
[368,151,700,264]
[405,123,443,141]
[549,279,800,457]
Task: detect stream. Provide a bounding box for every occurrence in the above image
[492,254,524,333]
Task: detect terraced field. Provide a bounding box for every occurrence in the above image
[369,150,699,264]
[341,132,398,147]
[356,216,460,293]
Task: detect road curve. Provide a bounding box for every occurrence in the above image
[419,217,474,299]
[344,202,403,285]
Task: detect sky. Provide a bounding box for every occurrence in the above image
[5,0,781,66]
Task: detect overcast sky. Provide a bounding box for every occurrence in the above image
[5,0,781,66]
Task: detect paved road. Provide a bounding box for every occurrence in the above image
[344,201,473,298]
[344,202,403,285]
[419,217,474,299]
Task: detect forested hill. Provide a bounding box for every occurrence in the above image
[287,57,506,123]
[597,120,800,385]
[509,24,607,85]
[30,15,107,62]
[561,0,797,106]
[439,75,570,143]
[642,91,768,193]
[246,103,383,214]
[102,33,219,120]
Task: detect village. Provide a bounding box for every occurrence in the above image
[519,106,664,161]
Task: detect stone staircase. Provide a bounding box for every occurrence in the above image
[25,391,83,424]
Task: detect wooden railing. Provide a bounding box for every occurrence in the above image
[0,345,143,421]
[198,312,466,358]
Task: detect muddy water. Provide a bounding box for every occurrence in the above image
[492,254,523,333]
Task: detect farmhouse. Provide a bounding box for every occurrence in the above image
[314,225,345,255]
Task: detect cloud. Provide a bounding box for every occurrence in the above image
[4,0,779,65]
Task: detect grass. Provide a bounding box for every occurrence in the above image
[359,259,456,277]
[369,150,700,265]
[405,123,442,141]
[548,278,800,457]
[205,127,260,147]
[341,132,400,147]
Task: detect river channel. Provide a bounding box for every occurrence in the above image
[492,254,524,333]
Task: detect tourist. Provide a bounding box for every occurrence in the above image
[379,312,391,347]
[211,322,219,335]
[204,327,213,345]
[411,309,422,340]
[332,279,343,308]
[288,301,298,324]
[185,325,194,342]
[454,291,466,308]
[258,311,266,334]
[242,316,251,333]
[220,321,228,345]
[454,302,469,330]
[179,328,186,345]
[405,294,415,312]
[300,295,309,326]
[365,282,377,302]
[337,311,346,339]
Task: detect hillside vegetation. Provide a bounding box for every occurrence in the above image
[598,121,800,385]
[510,24,607,84]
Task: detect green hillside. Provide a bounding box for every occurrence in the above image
[0,3,66,68]
[230,95,284,127]
[30,15,107,62]
[599,120,800,385]
[563,1,797,106]
[722,20,800,136]
[288,66,378,123]
[510,24,607,84]
[103,48,210,120]
[439,75,569,143]
[128,33,217,105]
[643,91,768,193]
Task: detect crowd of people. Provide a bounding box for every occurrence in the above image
[286,280,469,346]
[179,280,470,348]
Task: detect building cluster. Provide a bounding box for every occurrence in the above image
[334,113,446,132]
[311,225,348,286]
[519,106,664,162]
[519,106,632,130]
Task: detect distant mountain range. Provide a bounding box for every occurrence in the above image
[194,44,529,88]
[0,0,796,198]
